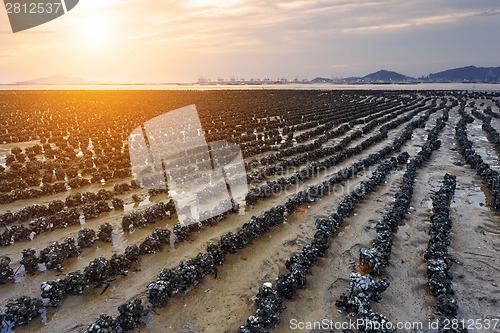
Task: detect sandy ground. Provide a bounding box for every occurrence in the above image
[1,93,499,333]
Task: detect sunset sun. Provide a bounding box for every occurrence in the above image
[79,17,111,44]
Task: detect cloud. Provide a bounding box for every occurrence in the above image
[338,8,500,33]
[0,0,499,82]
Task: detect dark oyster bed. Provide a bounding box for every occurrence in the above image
[0,90,498,333]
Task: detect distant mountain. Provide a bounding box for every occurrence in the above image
[333,66,499,84]
[17,74,92,84]
[311,77,334,83]
[428,66,500,82]
[363,70,415,82]
[340,70,415,83]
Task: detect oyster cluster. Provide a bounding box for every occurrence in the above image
[241,100,450,332]
[0,296,42,328]
[0,208,79,247]
[20,248,38,274]
[82,190,114,203]
[111,197,124,210]
[113,182,133,195]
[84,314,118,333]
[67,177,91,189]
[121,200,175,231]
[116,298,148,330]
[21,224,114,274]
[173,198,239,243]
[39,237,81,270]
[469,107,500,211]
[0,256,14,284]
[240,285,283,332]
[97,223,114,242]
[147,205,286,308]
[109,244,140,275]
[425,174,467,332]
[64,193,83,207]
[0,224,31,246]
[359,108,448,275]
[484,104,500,119]
[244,101,445,206]
[28,208,80,235]
[336,273,393,332]
[147,188,168,197]
[84,257,113,283]
[36,233,159,307]
[0,183,131,233]
[239,155,408,332]
[0,201,64,227]
[84,298,148,332]
[41,279,66,306]
[64,270,88,295]
[456,106,500,211]
[139,227,171,254]
[247,123,351,184]
[82,200,111,220]
[332,108,450,329]
[78,228,97,247]
[480,113,500,151]
[172,222,196,243]
[38,252,129,307]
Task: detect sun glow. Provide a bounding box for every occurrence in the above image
[79,16,111,44]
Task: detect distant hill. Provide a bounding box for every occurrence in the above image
[341,70,415,83]
[17,74,92,84]
[331,66,500,84]
[428,66,500,82]
[363,70,415,82]
[311,77,334,83]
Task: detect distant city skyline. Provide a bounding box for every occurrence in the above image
[1,0,499,83]
[16,66,500,85]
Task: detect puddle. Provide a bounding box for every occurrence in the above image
[421,197,433,210]
[124,202,136,212]
[395,223,410,240]
[138,197,152,207]
[13,266,25,282]
[238,206,250,216]
[40,307,57,327]
[452,187,491,211]
[415,271,431,297]
[414,284,432,299]
[123,195,153,211]
[468,123,500,171]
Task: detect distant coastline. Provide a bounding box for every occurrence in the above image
[8,65,500,87]
[1,82,499,91]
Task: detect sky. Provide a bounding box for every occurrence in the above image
[0,0,499,83]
